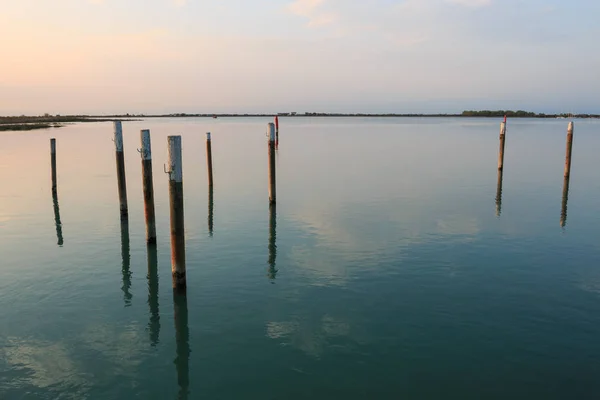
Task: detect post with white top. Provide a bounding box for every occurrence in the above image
[50,138,57,192]
[267,123,276,205]
[140,130,157,244]
[114,121,129,219]
[497,120,507,171]
[206,132,213,187]
[564,122,574,178]
[168,136,186,291]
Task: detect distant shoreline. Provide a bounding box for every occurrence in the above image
[1,112,598,132]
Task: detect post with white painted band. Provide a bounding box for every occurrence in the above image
[141,129,157,244]
[206,132,213,187]
[564,122,574,178]
[50,138,57,192]
[168,136,186,291]
[267,123,276,205]
[114,121,129,219]
[497,122,506,171]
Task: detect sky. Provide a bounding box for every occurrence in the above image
[1,0,599,115]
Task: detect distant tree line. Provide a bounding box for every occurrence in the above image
[462,110,536,117]
[461,110,600,118]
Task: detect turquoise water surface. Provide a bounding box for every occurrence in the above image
[1,117,600,399]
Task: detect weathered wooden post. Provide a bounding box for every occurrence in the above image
[495,169,503,217]
[114,121,129,219]
[268,204,277,280]
[564,121,574,178]
[173,292,190,399]
[560,176,570,228]
[167,136,186,291]
[497,120,506,171]
[147,244,160,346]
[206,132,214,187]
[208,185,214,237]
[50,138,57,192]
[267,123,277,205]
[140,130,157,244]
[120,218,132,306]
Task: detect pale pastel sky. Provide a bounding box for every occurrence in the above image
[1,0,599,115]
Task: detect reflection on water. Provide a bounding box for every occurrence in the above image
[52,189,64,246]
[173,292,190,400]
[120,219,132,307]
[560,176,570,228]
[268,205,277,281]
[3,118,600,399]
[147,244,160,346]
[208,186,214,236]
[495,169,503,217]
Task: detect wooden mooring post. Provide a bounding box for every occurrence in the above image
[50,138,57,192]
[140,130,157,244]
[167,136,186,291]
[564,122,574,178]
[206,132,213,187]
[267,123,277,205]
[497,120,506,171]
[114,121,129,219]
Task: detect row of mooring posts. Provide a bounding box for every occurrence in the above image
[49,117,279,398]
[495,119,575,227]
[49,118,279,290]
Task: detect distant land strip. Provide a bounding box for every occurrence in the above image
[1,111,598,131]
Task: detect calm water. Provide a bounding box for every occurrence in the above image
[1,117,600,399]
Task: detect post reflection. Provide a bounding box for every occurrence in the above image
[495,169,503,217]
[208,186,214,237]
[120,219,132,306]
[268,205,278,281]
[173,292,190,399]
[52,189,64,246]
[560,176,570,228]
[147,244,160,346]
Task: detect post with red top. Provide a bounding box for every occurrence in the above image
[267,123,277,205]
[497,118,507,171]
[564,122,574,178]
[274,116,279,147]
